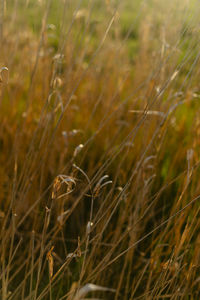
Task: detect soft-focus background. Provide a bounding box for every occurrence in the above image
[1,0,200,299]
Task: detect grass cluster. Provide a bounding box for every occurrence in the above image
[1,0,200,299]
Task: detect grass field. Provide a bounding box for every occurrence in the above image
[1,0,200,299]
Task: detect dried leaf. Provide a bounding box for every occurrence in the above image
[77,236,81,257]
[0,67,9,84]
[52,175,76,199]
[47,246,54,279]
[74,283,115,299]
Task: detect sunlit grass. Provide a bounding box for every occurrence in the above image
[1,0,200,299]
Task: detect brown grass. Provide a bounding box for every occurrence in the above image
[1,0,200,299]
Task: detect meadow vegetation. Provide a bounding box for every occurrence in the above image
[1,0,200,299]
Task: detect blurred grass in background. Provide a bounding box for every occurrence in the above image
[1,0,200,299]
